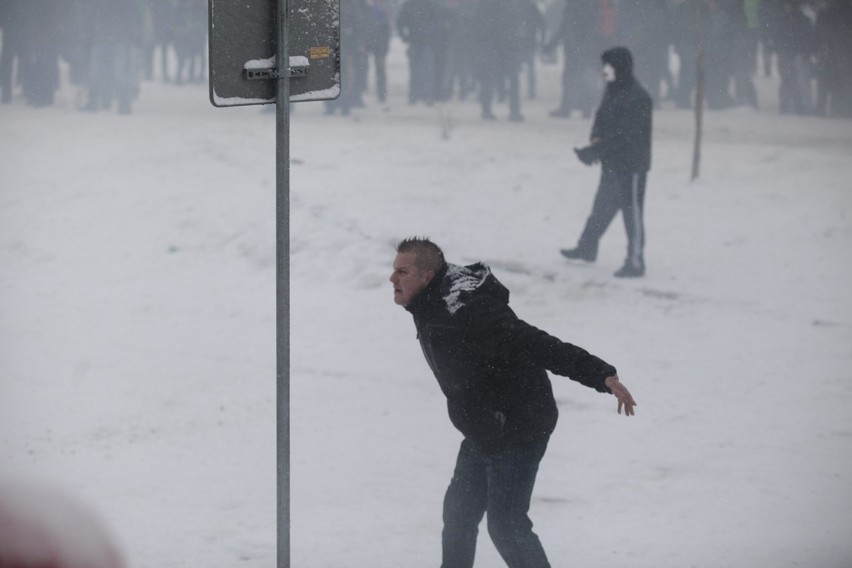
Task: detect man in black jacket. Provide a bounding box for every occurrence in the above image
[561,46,653,278]
[391,237,636,568]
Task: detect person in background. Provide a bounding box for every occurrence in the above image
[544,0,615,118]
[561,47,653,278]
[732,0,760,108]
[517,0,545,100]
[397,0,448,105]
[473,0,528,121]
[366,0,392,104]
[82,0,145,114]
[773,0,815,114]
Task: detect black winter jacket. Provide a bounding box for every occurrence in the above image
[405,263,617,453]
[590,48,653,173]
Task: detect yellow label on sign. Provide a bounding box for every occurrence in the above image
[309,46,331,59]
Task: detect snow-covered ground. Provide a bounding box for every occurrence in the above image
[2,40,851,568]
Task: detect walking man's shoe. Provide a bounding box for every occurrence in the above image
[560,248,596,262]
[613,263,645,278]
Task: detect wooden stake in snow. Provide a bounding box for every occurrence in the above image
[692,0,705,181]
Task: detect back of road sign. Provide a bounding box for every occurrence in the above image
[208,0,340,107]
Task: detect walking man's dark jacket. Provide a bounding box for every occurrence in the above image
[587,46,653,172]
[405,263,616,453]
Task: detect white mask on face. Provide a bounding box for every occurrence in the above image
[603,63,616,83]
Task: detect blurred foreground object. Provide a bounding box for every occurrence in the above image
[0,480,124,568]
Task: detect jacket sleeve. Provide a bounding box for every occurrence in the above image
[461,299,616,393]
[592,90,653,169]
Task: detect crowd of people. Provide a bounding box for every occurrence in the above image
[1,0,850,119]
[333,0,852,119]
[0,0,206,114]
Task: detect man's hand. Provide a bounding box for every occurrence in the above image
[574,145,599,166]
[604,375,637,416]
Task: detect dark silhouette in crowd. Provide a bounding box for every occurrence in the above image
[61,0,94,95]
[0,0,24,104]
[814,0,852,117]
[81,0,144,114]
[143,0,176,83]
[671,0,701,109]
[617,0,672,106]
[473,0,530,121]
[172,0,206,85]
[732,0,760,108]
[391,237,636,568]
[325,0,369,115]
[771,0,815,114]
[443,0,478,101]
[562,47,653,279]
[366,0,392,103]
[544,0,616,118]
[517,0,545,100]
[703,0,737,110]
[0,1,63,107]
[397,0,449,105]
[672,0,764,111]
[759,0,779,77]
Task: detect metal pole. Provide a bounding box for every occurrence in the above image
[275,0,290,566]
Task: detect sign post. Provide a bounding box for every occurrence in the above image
[275,1,291,565]
[208,3,339,567]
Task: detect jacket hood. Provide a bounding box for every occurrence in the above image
[601,46,635,84]
[440,263,509,315]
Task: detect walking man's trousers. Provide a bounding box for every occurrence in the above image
[577,169,647,270]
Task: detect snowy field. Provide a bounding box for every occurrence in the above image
[2,40,852,568]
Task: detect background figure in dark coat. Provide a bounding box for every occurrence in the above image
[15,1,63,107]
[561,47,653,278]
[474,0,528,121]
[671,0,703,109]
[366,0,392,103]
[544,0,615,118]
[0,0,25,103]
[144,0,177,83]
[732,0,760,109]
[443,0,478,100]
[397,0,448,105]
[517,0,545,100]
[704,0,737,110]
[82,0,144,114]
[813,0,852,117]
[172,0,207,85]
[391,237,636,568]
[773,0,814,115]
[617,0,672,106]
[325,0,368,115]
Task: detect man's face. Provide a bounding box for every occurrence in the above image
[390,252,434,306]
[602,63,616,83]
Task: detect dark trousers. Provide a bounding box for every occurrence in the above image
[441,438,550,568]
[576,169,647,269]
[407,43,437,103]
[478,54,521,119]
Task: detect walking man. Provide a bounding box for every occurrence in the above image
[390,237,637,568]
[561,46,653,278]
